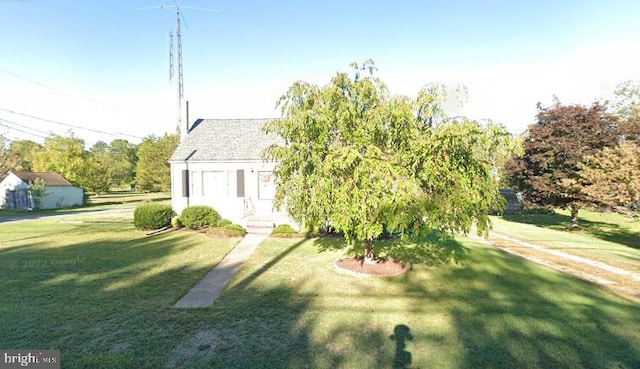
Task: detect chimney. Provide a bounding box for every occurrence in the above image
[180,99,190,142]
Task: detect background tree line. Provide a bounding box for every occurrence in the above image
[0,132,177,194]
[506,81,640,225]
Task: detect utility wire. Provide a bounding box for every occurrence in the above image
[0,68,125,113]
[0,117,52,136]
[0,107,143,140]
[0,121,48,140]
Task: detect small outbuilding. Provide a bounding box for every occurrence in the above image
[0,171,84,210]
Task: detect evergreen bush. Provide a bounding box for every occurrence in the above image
[180,206,221,229]
[134,203,174,230]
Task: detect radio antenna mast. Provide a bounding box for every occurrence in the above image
[175,3,184,133]
[169,31,174,82]
[137,2,218,137]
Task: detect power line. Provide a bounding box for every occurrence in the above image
[0,121,48,140]
[0,117,52,136]
[0,107,144,140]
[0,68,125,112]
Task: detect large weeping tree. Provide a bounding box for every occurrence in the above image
[264,61,509,263]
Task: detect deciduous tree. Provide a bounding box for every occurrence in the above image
[579,142,640,213]
[0,135,21,179]
[264,61,508,263]
[31,133,86,185]
[609,80,640,120]
[8,139,40,171]
[136,134,177,193]
[109,139,138,188]
[506,102,618,227]
[28,177,49,210]
[76,153,112,195]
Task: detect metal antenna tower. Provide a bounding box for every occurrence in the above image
[138,2,218,137]
[175,3,184,131]
[169,31,174,82]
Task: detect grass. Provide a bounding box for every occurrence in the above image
[1,208,639,368]
[492,208,640,274]
[0,210,239,368]
[0,191,170,220]
[179,237,640,368]
[86,191,171,208]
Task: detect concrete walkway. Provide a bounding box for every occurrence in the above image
[174,233,268,308]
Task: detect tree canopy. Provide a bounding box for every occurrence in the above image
[8,139,40,171]
[506,102,619,226]
[579,142,640,213]
[135,134,178,193]
[264,61,510,263]
[31,134,86,185]
[76,139,138,194]
[0,135,21,179]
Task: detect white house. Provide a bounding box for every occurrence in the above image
[169,119,294,230]
[0,171,84,210]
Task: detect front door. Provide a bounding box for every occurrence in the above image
[255,171,275,214]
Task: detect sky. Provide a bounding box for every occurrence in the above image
[1,0,639,148]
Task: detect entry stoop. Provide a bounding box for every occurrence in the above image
[245,215,275,235]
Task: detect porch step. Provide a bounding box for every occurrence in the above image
[246,216,275,235]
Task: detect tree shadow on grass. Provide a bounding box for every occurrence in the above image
[501,212,640,249]
[169,237,402,368]
[0,227,240,368]
[394,238,640,369]
[312,232,469,267]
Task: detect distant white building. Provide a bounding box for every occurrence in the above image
[168,119,294,231]
[0,171,84,210]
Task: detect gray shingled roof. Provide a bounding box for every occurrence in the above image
[169,119,282,162]
[12,171,73,186]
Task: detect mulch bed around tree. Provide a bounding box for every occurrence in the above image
[334,257,409,277]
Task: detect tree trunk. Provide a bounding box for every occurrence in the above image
[570,203,580,229]
[364,239,376,265]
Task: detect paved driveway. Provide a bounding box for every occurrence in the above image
[0,207,135,224]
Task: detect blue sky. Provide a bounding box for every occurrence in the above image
[1,0,639,147]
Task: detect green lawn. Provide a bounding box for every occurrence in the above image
[85,191,171,208]
[1,211,639,368]
[492,208,640,274]
[0,191,170,218]
[0,211,239,368]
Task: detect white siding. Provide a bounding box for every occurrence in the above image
[0,173,27,208]
[0,173,83,210]
[40,186,84,209]
[170,160,289,224]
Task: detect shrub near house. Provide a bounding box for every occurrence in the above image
[179,206,221,229]
[133,203,174,230]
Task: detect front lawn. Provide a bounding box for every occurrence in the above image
[0,212,239,368]
[1,212,639,368]
[175,236,640,368]
[492,208,640,274]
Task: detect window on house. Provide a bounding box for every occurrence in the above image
[191,171,202,196]
[202,171,226,197]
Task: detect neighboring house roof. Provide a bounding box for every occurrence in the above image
[170,118,282,162]
[11,171,74,186]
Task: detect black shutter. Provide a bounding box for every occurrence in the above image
[236,170,245,197]
[182,170,189,197]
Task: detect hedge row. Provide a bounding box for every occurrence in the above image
[135,204,247,237]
